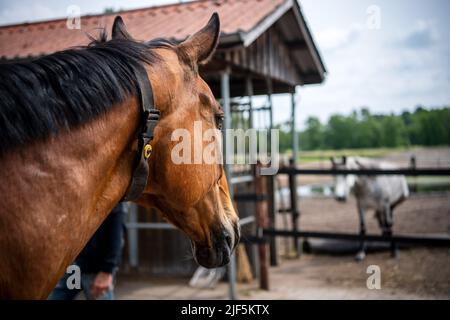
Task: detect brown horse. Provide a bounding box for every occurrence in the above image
[0,13,239,299]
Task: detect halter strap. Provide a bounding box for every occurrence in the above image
[121,63,160,202]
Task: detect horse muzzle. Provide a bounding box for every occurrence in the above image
[192,223,240,268]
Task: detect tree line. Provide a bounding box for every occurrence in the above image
[277,107,450,151]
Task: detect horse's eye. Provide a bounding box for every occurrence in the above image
[215,114,224,130]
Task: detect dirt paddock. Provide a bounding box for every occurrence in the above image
[115,148,450,299]
[116,193,450,299]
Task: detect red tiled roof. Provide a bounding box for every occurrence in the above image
[0,0,286,60]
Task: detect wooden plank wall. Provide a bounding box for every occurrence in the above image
[220,28,301,86]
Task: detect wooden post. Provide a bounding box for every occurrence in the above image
[291,90,299,164]
[289,88,301,257]
[410,155,417,193]
[255,163,270,290]
[246,76,254,129]
[265,77,278,267]
[288,158,300,257]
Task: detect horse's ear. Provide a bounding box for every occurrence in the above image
[330,157,336,167]
[178,12,220,65]
[112,16,133,40]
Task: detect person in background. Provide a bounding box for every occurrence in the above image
[48,203,127,300]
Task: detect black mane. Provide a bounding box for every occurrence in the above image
[0,33,174,156]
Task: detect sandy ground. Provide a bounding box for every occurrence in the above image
[115,249,450,300]
[115,193,450,300]
[115,147,450,300]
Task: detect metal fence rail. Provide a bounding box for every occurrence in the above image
[262,229,450,247]
[264,167,450,252]
[277,167,450,176]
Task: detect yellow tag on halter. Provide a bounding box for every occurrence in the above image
[143,144,153,159]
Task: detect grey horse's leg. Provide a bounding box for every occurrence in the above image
[384,202,398,258]
[355,200,367,261]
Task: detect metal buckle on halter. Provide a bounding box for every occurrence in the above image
[141,109,160,160]
[143,144,153,159]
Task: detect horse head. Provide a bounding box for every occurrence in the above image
[331,156,358,202]
[112,14,239,268]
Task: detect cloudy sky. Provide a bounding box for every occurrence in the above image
[1,0,449,128]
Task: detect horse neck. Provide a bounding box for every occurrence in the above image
[38,98,139,214]
[0,98,140,298]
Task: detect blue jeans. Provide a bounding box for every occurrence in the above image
[48,268,116,300]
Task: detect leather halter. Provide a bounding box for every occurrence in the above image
[121,63,160,202]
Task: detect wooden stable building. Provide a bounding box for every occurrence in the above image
[0,0,326,296]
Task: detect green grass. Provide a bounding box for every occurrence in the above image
[284,147,420,164]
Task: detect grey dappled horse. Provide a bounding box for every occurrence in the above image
[331,156,409,261]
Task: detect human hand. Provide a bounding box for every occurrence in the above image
[91,272,113,299]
